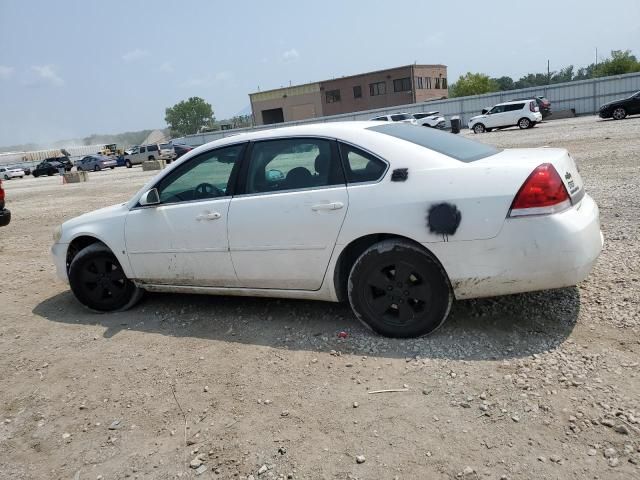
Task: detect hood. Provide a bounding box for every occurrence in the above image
[62,203,128,231]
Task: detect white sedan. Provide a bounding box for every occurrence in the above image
[0,166,25,179]
[51,122,603,337]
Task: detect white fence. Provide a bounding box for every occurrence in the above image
[175,71,640,147]
[0,145,105,166]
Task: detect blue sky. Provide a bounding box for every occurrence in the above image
[0,0,638,146]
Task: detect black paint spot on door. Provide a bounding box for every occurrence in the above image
[427,203,461,236]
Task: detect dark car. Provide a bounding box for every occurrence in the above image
[512,95,551,119]
[0,179,10,227]
[599,90,640,120]
[173,144,193,159]
[32,160,65,177]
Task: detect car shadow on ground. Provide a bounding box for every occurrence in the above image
[33,286,580,361]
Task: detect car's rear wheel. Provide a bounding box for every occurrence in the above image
[347,240,452,338]
[148,156,155,161]
[473,123,485,134]
[125,160,132,168]
[518,118,531,129]
[3,175,8,180]
[110,166,115,169]
[612,107,627,120]
[94,165,100,171]
[68,243,143,312]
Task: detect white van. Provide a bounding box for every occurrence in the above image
[124,144,160,168]
[468,100,542,133]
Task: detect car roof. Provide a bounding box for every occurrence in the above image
[495,100,531,106]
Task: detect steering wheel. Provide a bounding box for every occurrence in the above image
[194,182,223,198]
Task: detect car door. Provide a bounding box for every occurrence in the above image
[227,137,348,290]
[124,143,246,286]
[629,92,640,114]
[507,103,525,124]
[485,105,506,128]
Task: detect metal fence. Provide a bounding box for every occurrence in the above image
[175,71,640,146]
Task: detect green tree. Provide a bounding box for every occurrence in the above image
[551,65,574,84]
[165,97,215,136]
[492,76,515,91]
[594,50,640,77]
[449,73,498,97]
[514,73,549,89]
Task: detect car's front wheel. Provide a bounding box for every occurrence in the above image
[612,107,627,120]
[68,243,143,312]
[348,240,452,338]
[125,160,132,168]
[473,123,485,134]
[518,118,531,129]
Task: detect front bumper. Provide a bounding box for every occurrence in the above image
[0,208,10,227]
[430,194,603,299]
[51,242,69,283]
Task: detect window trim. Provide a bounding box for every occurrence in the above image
[369,81,386,96]
[325,89,341,103]
[393,77,412,93]
[337,140,390,186]
[234,136,346,198]
[353,85,362,99]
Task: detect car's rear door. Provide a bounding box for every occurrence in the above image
[227,137,348,290]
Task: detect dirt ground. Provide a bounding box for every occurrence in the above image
[1,116,639,480]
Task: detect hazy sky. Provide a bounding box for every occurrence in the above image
[0,0,638,146]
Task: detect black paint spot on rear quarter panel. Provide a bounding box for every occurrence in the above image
[427,203,461,236]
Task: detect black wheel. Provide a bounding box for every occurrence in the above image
[518,118,531,129]
[148,156,155,161]
[110,166,115,169]
[33,172,39,178]
[94,165,100,172]
[486,128,493,132]
[125,160,132,168]
[3,175,8,180]
[473,123,485,134]
[529,121,537,129]
[348,240,452,338]
[612,107,627,120]
[68,243,143,312]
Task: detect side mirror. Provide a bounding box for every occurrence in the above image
[139,188,160,206]
[481,108,489,115]
[267,169,284,182]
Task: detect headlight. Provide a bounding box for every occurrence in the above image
[53,225,62,243]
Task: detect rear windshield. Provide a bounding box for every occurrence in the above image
[160,143,171,149]
[368,123,501,162]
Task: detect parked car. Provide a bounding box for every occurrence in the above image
[0,166,25,179]
[32,160,65,177]
[411,111,446,129]
[598,90,640,120]
[44,156,73,171]
[173,144,193,159]
[512,95,551,119]
[124,144,160,168]
[76,155,118,171]
[468,100,542,133]
[159,143,176,163]
[0,179,10,227]
[370,113,417,124]
[51,122,602,338]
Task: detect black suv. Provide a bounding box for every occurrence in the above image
[599,90,640,120]
[0,179,10,227]
[32,157,73,177]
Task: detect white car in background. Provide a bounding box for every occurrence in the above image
[370,113,417,124]
[159,143,176,163]
[0,166,25,179]
[412,111,446,129]
[124,144,160,168]
[468,100,542,133]
[51,122,602,338]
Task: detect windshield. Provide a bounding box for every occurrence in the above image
[368,123,501,162]
[160,143,171,149]
[390,114,412,121]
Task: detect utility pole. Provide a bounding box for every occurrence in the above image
[595,48,598,77]
[547,59,550,85]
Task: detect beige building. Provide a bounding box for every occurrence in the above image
[249,64,448,125]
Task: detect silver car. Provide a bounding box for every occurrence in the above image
[76,155,117,172]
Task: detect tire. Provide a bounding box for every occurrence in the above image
[33,172,39,178]
[68,243,143,312]
[612,107,627,120]
[486,128,493,132]
[94,165,100,172]
[110,166,115,169]
[473,123,485,134]
[529,121,537,128]
[148,156,155,161]
[347,240,452,338]
[47,171,53,176]
[125,160,132,168]
[518,118,531,129]
[3,175,8,180]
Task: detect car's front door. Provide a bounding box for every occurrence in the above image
[228,137,348,290]
[484,105,506,128]
[124,143,246,286]
[629,92,640,114]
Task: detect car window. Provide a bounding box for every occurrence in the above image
[140,146,146,153]
[391,114,411,121]
[339,143,387,183]
[147,145,158,152]
[156,144,245,204]
[368,123,501,163]
[245,138,343,194]
[505,103,525,111]
[372,116,387,121]
[489,105,506,114]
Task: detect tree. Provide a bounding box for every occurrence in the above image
[513,73,549,89]
[449,73,498,97]
[594,50,640,77]
[551,65,574,84]
[165,97,215,136]
[492,76,515,91]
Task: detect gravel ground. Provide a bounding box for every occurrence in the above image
[0,115,639,480]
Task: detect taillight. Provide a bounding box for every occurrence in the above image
[530,101,536,112]
[509,163,571,217]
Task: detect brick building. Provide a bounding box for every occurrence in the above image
[249,64,448,125]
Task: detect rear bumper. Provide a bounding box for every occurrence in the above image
[51,242,69,283]
[0,208,10,227]
[430,194,603,299]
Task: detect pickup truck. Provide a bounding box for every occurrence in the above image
[0,179,10,227]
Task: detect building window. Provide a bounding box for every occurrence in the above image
[442,77,448,89]
[415,76,423,89]
[435,77,441,89]
[325,89,341,103]
[353,85,362,98]
[393,77,412,92]
[369,81,386,96]
[425,77,432,89]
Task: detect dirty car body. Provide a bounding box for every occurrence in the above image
[51,122,603,337]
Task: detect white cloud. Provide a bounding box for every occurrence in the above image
[122,49,149,62]
[30,65,64,86]
[0,65,15,80]
[281,48,299,62]
[159,61,174,73]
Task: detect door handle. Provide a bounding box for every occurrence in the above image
[196,212,221,221]
[311,202,344,211]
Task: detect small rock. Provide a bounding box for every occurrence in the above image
[278,446,287,455]
[511,415,520,423]
[281,410,289,417]
[461,466,474,478]
[604,447,616,459]
[62,432,71,439]
[195,465,208,475]
[356,455,366,464]
[190,457,203,469]
[614,424,629,435]
[549,455,561,463]
[108,420,121,430]
[601,419,615,428]
[587,448,597,456]
[353,402,359,408]
[264,400,272,405]
[258,465,268,475]
[204,386,209,393]
[608,457,619,467]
